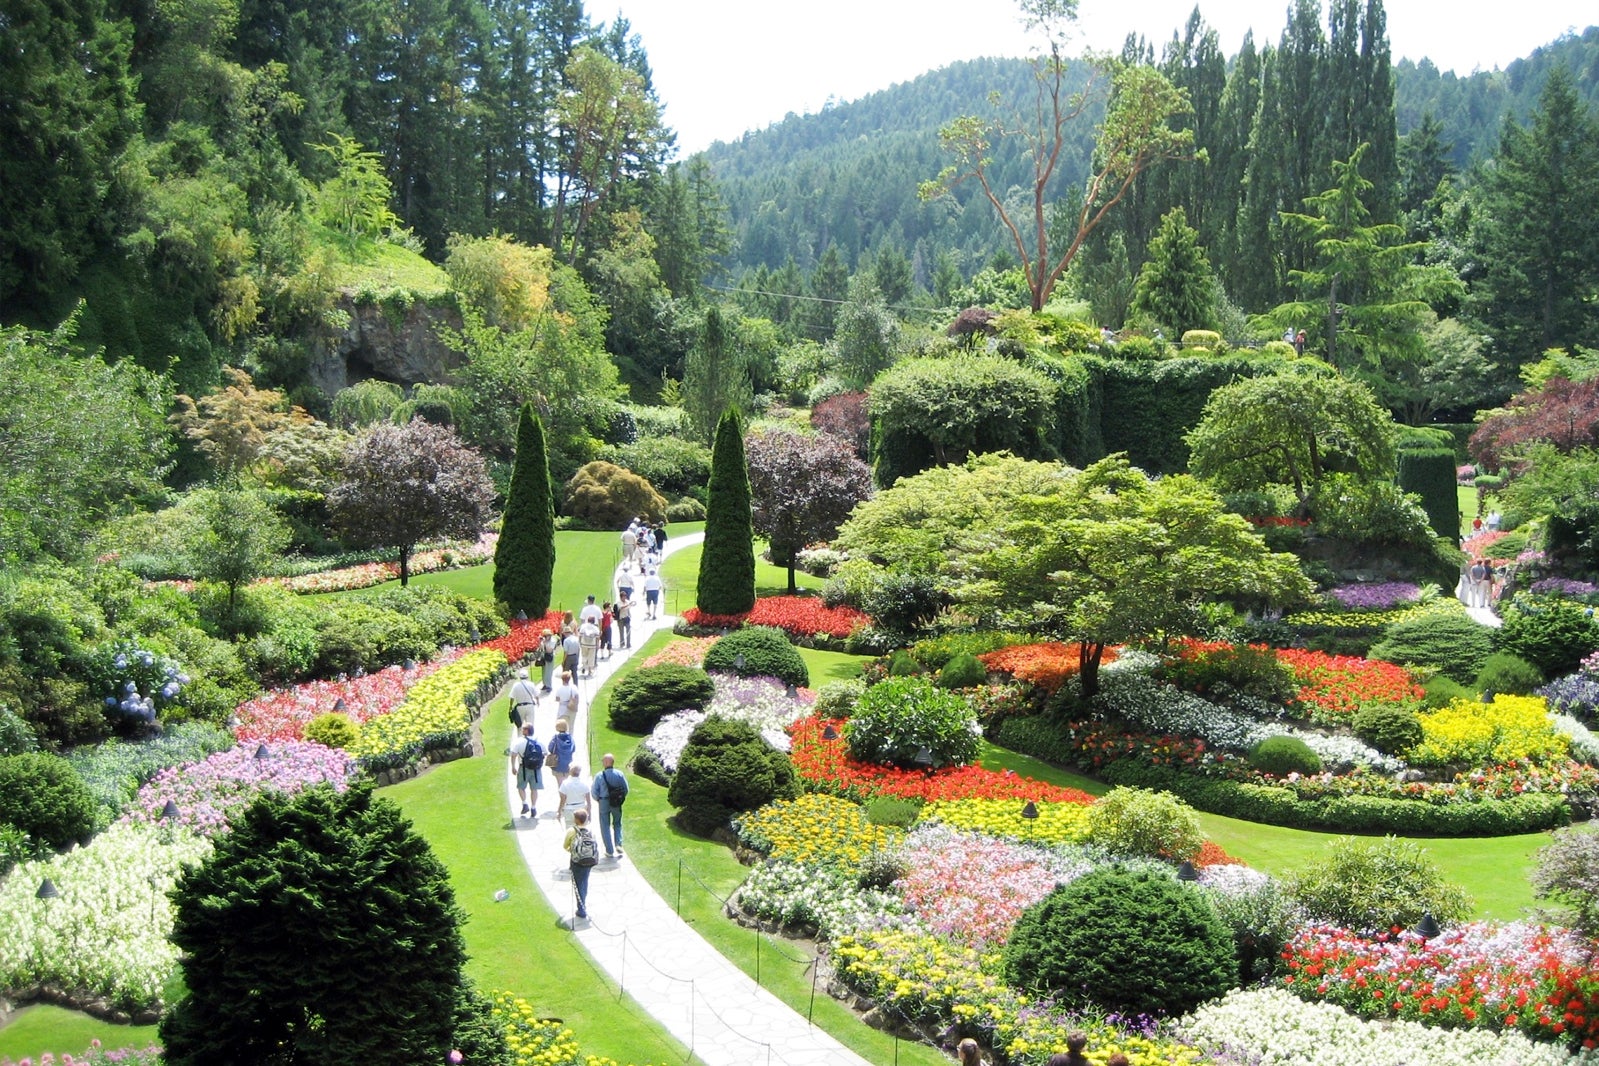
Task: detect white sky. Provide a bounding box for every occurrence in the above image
[607,0,1593,155]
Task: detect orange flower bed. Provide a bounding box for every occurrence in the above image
[978,642,1117,693]
[789,717,1097,805]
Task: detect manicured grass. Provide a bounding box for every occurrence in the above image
[588,631,947,1066]
[0,1005,157,1062]
[383,707,686,1065]
[659,540,825,613]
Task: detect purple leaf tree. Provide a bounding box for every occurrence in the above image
[745,429,874,593]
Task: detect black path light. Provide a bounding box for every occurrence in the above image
[255,743,271,760]
[821,724,839,741]
[1414,912,1442,940]
[36,877,59,901]
[161,799,181,822]
[1020,801,1039,820]
[1177,860,1200,882]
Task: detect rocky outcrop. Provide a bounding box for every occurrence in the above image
[308,295,463,398]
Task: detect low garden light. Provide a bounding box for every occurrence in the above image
[161,799,181,822]
[36,877,59,901]
[913,746,934,775]
[734,654,747,672]
[821,724,839,741]
[785,683,798,699]
[1020,801,1039,820]
[255,743,271,760]
[333,698,347,713]
[1414,912,1441,940]
[515,610,528,622]
[1177,860,1200,882]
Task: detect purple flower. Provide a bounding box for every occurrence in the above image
[1326,582,1421,610]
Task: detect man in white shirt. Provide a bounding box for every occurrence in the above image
[577,617,601,676]
[556,765,590,828]
[579,594,602,626]
[642,569,663,620]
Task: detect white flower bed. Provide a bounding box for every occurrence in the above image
[1180,987,1599,1066]
[728,861,916,941]
[0,822,213,1012]
[642,673,810,772]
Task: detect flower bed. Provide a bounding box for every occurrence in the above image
[349,648,507,769]
[1275,648,1424,720]
[679,596,871,644]
[892,825,1079,948]
[734,793,900,866]
[491,990,673,1066]
[0,822,213,1014]
[1182,986,1598,1065]
[1412,695,1570,767]
[978,642,1114,694]
[728,861,912,941]
[120,741,354,837]
[1282,922,1599,1051]
[639,637,719,669]
[479,610,567,663]
[920,797,1091,847]
[67,722,236,816]
[269,535,498,594]
[789,716,1097,805]
[231,655,460,743]
[641,674,811,772]
[1325,582,1422,610]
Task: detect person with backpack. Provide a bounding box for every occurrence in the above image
[564,809,599,921]
[592,752,629,858]
[513,724,544,818]
[548,718,576,782]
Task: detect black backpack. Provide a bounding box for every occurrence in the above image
[522,736,544,766]
[600,768,628,807]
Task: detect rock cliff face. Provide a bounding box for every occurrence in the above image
[308,296,462,397]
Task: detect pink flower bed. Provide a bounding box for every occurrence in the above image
[120,741,353,836]
[231,654,462,743]
[640,637,719,669]
[893,832,1064,948]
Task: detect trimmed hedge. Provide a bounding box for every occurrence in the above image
[701,626,809,688]
[1397,446,1460,540]
[607,664,716,733]
[994,717,1570,836]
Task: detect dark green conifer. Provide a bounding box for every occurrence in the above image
[493,404,555,615]
[697,408,756,615]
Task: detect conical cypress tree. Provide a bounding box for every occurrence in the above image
[493,404,555,615]
[697,408,756,615]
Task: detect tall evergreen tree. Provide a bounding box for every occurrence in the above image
[682,305,752,441]
[697,408,756,615]
[804,245,850,341]
[1469,66,1599,368]
[1131,207,1219,336]
[494,404,556,616]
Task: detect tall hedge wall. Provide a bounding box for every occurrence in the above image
[1397,446,1460,540]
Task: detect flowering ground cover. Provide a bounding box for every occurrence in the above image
[269,534,498,594]
[789,716,1097,804]
[919,797,1091,847]
[891,825,1082,948]
[1282,922,1599,1051]
[1325,582,1422,610]
[348,647,507,767]
[1275,647,1424,720]
[231,655,460,743]
[478,610,567,663]
[490,990,675,1066]
[120,740,353,836]
[66,723,235,816]
[641,674,811,771]
[1411,695,1570,767]
[734,793,900,866]
[638,637,718,669]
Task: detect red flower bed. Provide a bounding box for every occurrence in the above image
[789,716,1097,805]
[1275,647,1423,716]
[682,596,871,642]
[1192,840,1244,867]
[479,610,566,662]
[979,642,1116,694]
[232,655,461,743]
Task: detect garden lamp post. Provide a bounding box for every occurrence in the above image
[1020,801,1039,820]
[1177,860,1199,882]
[1414,913,1441,940]
[255,743,271,760]
[821,724,839,741]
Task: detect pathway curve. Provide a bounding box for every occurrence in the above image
[499,533,873,1066]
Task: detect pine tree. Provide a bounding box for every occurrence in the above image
[697,408,756,615]
[1131,207,1219,336]
[494,404,556,615]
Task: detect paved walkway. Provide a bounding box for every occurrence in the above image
[499,533,874,1066]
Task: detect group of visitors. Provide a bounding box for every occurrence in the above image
[957,1031,1126,1066]
[620,516,667,567]
[1462,557,1498,608]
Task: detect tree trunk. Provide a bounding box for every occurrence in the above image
[399,545,411,587]
[787,563,798,595]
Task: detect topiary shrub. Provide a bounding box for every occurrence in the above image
[667,716,798,837]
[936,652,988,689]
[1351,704,1424,755]
[1001,866,1235,1017]
[0,752,100,850]
[562,461,667,529]
[608,664,716,733]
[1421,674,1473,709]
[1496,598,1599,679]
[864,795,923,828]
[702,627,809,688]
[1474,652,1545,697]
[1282,836,1473,936]
[844,676,981,769]
[304,712,359,750]
[1083,786,1204,861]
[886,650,924,677]
[1367,610,1494,683]
[1249,735,1323,777]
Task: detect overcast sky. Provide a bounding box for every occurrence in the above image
[608,0,1593,155]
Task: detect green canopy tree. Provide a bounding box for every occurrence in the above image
[682,305,753,443]
[188,487,291,622]
[1185,363,1397,509]
[161,784,509,1065]
[494,404,556,616]
[697,408,756,615]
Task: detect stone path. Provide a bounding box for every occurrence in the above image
[499,533,874,1066]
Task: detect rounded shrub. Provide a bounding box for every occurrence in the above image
[844,676,981,769]
[702,627,809,688]
[304,713,359,750]
[0,752,100,849]
[608,664,716,733]
[936,652,989,689]
[1351,704,1424,755]
[812,678,866,720]
[1367,610,1494,683]
[1249,735,1323,777]
[1474,652,1545,697]
[1282,835,1473,936]
[1158,644,1297,703]
[1496,599,1599,679]
[667,716,798,837]
[562,461,667,529]
[666,497,707,523]
[886,650,924,677]
[1421,673,1474,708]
[1001,866,1235,1017]
[1083,786,1204,861]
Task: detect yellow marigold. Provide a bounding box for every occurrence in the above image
[1410,694,1569,766]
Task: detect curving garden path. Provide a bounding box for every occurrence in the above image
[500,532,873,1066]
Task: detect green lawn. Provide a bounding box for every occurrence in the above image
[659,540,825,613]
[0,1005,157,1063]
[383,710,686,1065]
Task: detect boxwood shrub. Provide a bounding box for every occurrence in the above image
[1368,611,1494,683]
[1249,735,1322,776]
[667,716,798,836]
[0,752,100,849]
[702,627,809,688]
[844,676,981,769]
[607,664,716,733]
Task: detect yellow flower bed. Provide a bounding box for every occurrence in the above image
[1410,694,1570,767]
[920,798,1092,847]
[1286,598,1457,630]
[831,930,1204,1065]
[492,991,672,1066]
[350,648,506,761]
[733,793,901,867]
